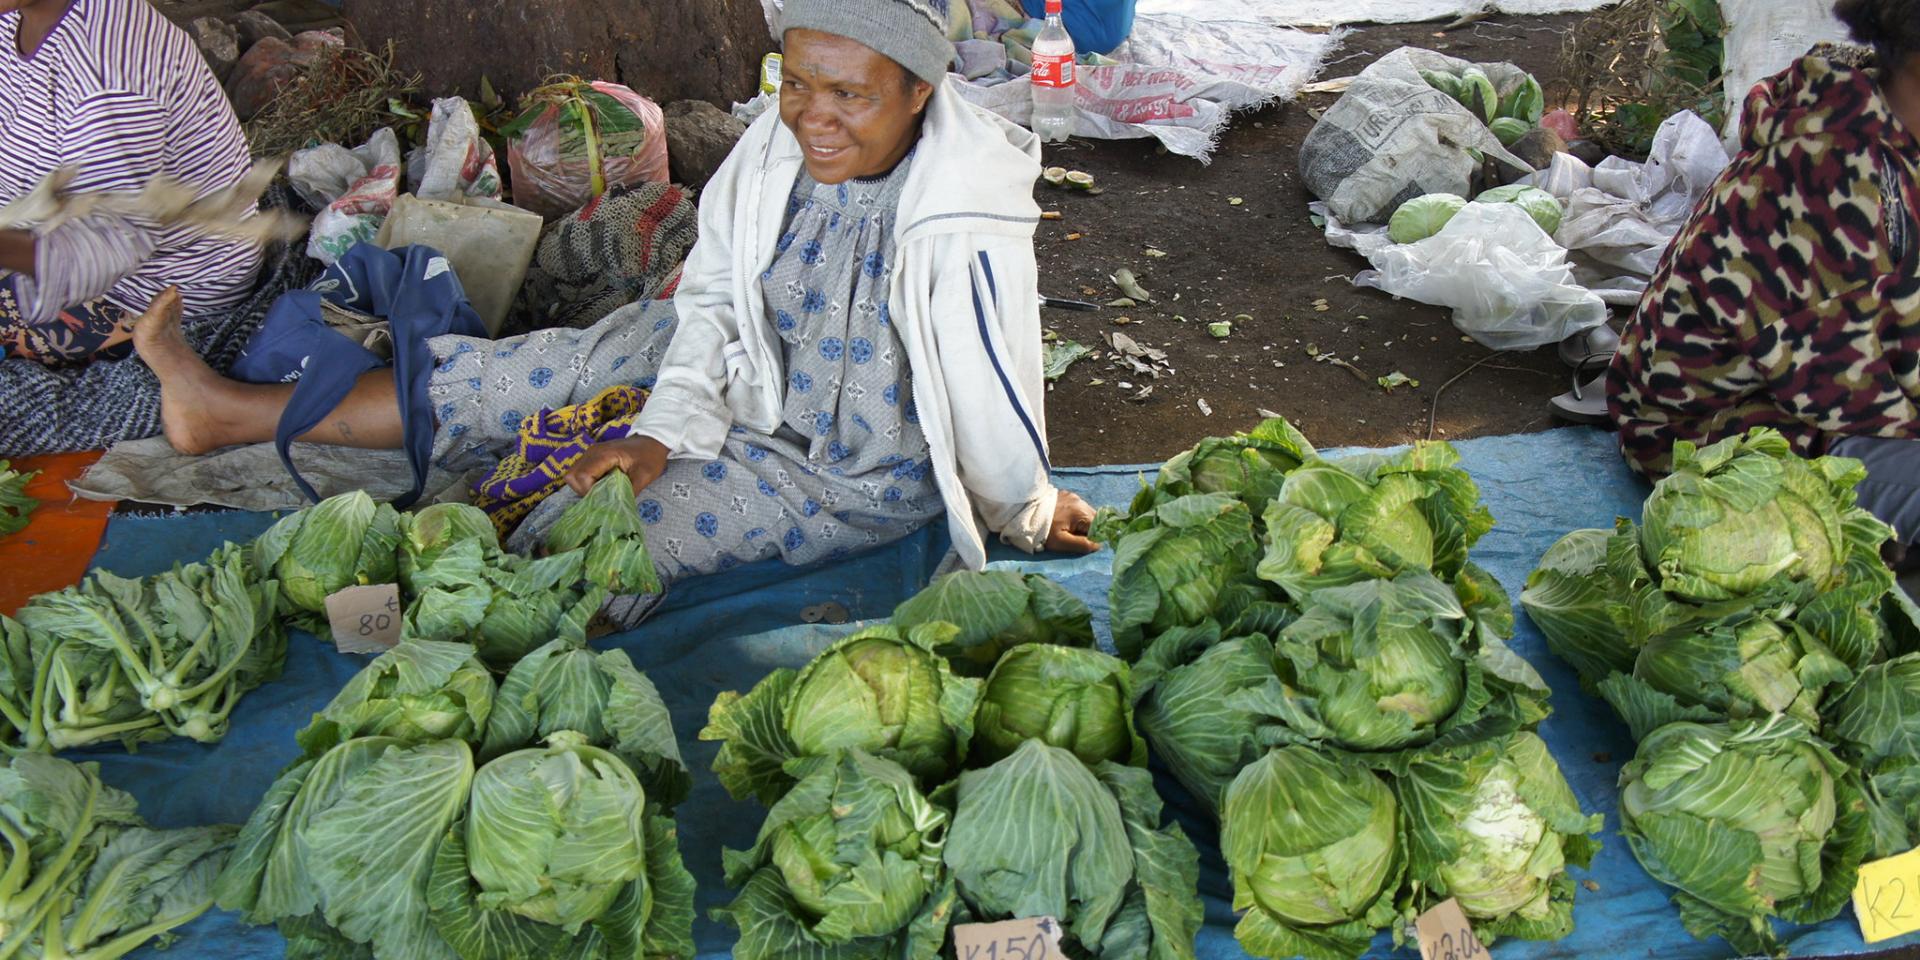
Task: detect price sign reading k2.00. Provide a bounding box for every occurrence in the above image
[951,916,1063,960]
[1415,898,1487,960]
[325,583,402,655]
[1854,845,1920,942]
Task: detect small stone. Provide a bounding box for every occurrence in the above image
[662,99,746,188]
[1208,321,1232,339]
[231,9,293,49]
[189,17,241,82]
[1065,232,1083,241]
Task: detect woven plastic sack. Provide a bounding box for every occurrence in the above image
[506,81,669,220]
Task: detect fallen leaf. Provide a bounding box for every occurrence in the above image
[1377,371,1420,392]
[1110,316,1135,326]
[1118,381,1134,389]
[1144,247,1168,258]
[1106,298,1136,308]
[1228,197,1244,206]
[1043,339,1093,381]
[1040,210,1064,220]
[1112,268,1152,302]
[1066,233,1084,241]
[1209,321,1232,339]
[1197,398,1213,416]
[1130,384,1154,402]
[1089,378,1106,386]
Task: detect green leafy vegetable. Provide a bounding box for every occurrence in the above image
[1616,716,1867,957]
[1396,732,1601,943]
[716,750,952,958]
[1387,194,1467,244]
[1144,417,1317,516]
[888,570,1093,674]
[11,543,286,750]
[253,491,402,627]
[1132,622,1280,819]
[401,538,606,670]
[1106,492,1264,661]
[397,504,500,596]
[545,471,661,597]
[0,461,38,538]
[480,638,690,808]
[1257,442,1494,601]
[942,740,1204,960]
[1221,747,1401,960]
[1474,185,1563,236]
[297,640,496,755]
[973,644,1146,768]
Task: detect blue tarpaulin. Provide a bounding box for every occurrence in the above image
[72,427,1916,959]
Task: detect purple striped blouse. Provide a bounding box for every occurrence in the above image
[0,0,260,319]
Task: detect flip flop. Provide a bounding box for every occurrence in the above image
[1549,355,1614,426]
[1558,324,1620,368]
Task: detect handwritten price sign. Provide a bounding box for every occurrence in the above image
[1855,846,1920,942]
[951,916,1063,960]
[1415,898,1487,960]
[325,584,402,654]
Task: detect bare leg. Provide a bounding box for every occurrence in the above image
[134,287,407,455]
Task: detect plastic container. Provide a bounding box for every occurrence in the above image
[1030,0,1076,143]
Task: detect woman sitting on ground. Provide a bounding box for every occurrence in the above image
[0,0,260,365]
[1608,0,1920,537]
[140,0,1099,612]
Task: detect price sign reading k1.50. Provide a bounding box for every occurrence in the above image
[951,916,1063,960]
[1415,898,1487,960]
[324,583,402,655]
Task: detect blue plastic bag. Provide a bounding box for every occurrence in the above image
[232,243,485,508]
[1021,0,1136,55]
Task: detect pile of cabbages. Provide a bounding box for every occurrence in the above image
[701,417,1604,960]
[1525,428,1920,957]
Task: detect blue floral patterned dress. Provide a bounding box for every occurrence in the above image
[426,156,941,587]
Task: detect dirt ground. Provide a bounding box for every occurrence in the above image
[1035,14,1599,467]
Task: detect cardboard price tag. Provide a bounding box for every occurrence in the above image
[324,584,402,654]
[1415,898,1487,960]
[951,916,1064,960]
[1854,846,1920,942]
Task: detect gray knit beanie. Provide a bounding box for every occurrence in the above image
[781,0,954,87]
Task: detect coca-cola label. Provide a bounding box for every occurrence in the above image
[1032,54,1075,88]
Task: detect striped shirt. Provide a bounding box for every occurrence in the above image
[0,0,259,319]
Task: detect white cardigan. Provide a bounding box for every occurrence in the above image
[628,81,1060,570]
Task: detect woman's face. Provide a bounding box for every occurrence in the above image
[779,28,934,184]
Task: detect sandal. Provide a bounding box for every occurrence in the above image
[1549,354,1614,426]
[1558,324,1620,368]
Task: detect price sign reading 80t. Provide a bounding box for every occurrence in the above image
[951,916,1063,960]
[325,583,403,655]
[1415,898,1487,960]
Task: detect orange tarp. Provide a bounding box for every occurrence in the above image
[0,452,117,616]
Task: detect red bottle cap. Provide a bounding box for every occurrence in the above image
[1045,0,1063,14]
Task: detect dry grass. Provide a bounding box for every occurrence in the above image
[1552,0,1721,157]
[244,42,422,157]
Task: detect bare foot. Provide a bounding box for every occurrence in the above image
[134,287,227,455]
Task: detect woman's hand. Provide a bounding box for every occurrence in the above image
[564,435,671,496]
[1044,490,1100,555]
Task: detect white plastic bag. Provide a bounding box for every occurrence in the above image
[1299,47,1530,225]
[408,97,505,202]
[1526,111,1729,279]
[1354,202,1607,350]
[290,127,401,266]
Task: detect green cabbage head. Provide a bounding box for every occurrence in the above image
[1387,194,1468,244]
[296,639,495,755]
[943,739,1203,958]
[1132,621,1279,819]
[702,622,981,804]
[467,732,648,931]
[1147,416,1316,515]
[888,569,1093,674]
[974,643,1146,768]
[1254,570,1546,755]
[1106,492,1263,660]
[253,490,402,617]
[1398,732,1600,942]
[1640,430,1855,603]
[545,470,661,596]
[1619,616,1850,731]
[1258,441,1493,600]
[1520,526,1635,687]
[1474,185,1564,235]
[1222,747,1401,960]
[397,502,499,594]
[1816,654,1920,858]
[1617,716,1866,956]
[717,750,952,958]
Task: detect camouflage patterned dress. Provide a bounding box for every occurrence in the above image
[1608,54,1920,477]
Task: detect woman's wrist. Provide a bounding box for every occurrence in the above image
[0,230,36,277]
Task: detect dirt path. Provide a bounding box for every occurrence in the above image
[1035,14,1601,466]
